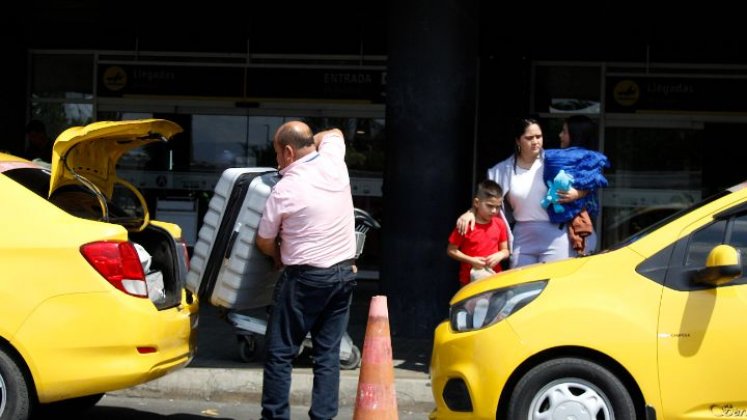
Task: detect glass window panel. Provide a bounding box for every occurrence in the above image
[191,115,249,171]
[98,112,157,171]
[601,126,703,248]
[728,216,747,280]
[248,116,291,168]
[301,116,386,175]
[729,216,747,249]
[97,111,153,121]
[122,112,153,120]
[30,102,94,141]
[686,220,726,267]
[534,65,601,114]
[31,54,93,99]
[191,114,302,172]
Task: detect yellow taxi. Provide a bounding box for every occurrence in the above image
[0,119,199,419]
[430,181,747,419]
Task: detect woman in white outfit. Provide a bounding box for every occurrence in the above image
[457,118,587,268]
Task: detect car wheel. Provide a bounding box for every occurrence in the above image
[507,358,635,420]
[340,345,361,370]
[237,334,257,363]
[0,347,31,420]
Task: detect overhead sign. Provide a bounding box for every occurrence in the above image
[606,75,747,113]
[98,64,386,103]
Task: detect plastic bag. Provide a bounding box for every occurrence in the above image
[470,267,496,282]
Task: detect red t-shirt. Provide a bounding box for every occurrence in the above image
[448,217,508,286]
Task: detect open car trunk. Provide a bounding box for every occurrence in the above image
[46,119,189,310]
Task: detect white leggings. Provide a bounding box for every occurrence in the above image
[510,221,572,268]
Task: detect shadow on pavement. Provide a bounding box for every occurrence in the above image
[190,279,432,375]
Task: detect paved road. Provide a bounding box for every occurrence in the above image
[69,394,434,419]
[117,278,435,404]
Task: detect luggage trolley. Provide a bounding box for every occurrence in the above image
[186,167,380,370]
[229,207,380,369]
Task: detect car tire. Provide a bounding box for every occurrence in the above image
[0,347,31,420]
[507,357,635,420]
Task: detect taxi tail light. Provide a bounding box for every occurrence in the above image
[177,239,190,271]
[80,241,148,298]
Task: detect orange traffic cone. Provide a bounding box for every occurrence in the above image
[353,295,398,420]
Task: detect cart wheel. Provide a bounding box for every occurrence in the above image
[340,345,361,370]
[237,334,257,362]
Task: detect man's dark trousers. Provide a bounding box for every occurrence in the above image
[261,261,356,420]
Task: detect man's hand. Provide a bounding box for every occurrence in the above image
[256,235,281,269]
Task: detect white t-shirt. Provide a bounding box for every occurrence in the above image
[507,158,550,222]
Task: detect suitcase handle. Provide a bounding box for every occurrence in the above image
[225,224,241,259]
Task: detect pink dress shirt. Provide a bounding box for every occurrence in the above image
[258,131,356,267]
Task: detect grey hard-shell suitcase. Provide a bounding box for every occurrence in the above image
[186,167,280,310]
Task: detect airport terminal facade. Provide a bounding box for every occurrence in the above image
[4,1,747,336]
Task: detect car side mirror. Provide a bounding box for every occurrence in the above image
[695,244,742,286]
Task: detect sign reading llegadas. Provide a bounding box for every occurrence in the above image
[606,75,747,113]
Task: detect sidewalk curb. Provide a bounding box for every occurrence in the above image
[111,367,433,409]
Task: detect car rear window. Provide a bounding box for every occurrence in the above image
[1,167,51,199]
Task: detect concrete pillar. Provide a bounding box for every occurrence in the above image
[382,0,479,338]
[0,31,28,156]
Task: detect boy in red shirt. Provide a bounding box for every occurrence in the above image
[447,179,510,286]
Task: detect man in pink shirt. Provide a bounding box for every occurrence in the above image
[256,121,356,420]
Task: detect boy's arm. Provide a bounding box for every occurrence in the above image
[485,241,510,268]
[498,240,509,260]
[447,243,485,268]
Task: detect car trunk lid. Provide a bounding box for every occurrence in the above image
[49,119,182,229]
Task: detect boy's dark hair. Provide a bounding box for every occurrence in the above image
[476,179,502,200]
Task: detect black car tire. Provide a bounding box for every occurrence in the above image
[507,357,635,420]
[0,347,31,420]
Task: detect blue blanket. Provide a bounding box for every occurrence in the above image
[543,147,610,223]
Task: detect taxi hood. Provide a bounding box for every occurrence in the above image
[450,256,590,304]
[50,119,182,198]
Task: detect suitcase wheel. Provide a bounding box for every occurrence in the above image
[340,345,361,370]
[237,334,258,363]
